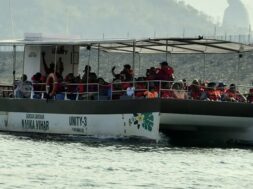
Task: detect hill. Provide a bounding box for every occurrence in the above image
[0,0,216,39]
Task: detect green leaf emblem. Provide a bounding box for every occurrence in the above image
[142,113,154,131]
[130,113,154,132]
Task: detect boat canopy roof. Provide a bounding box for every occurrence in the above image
[0,37,252,54]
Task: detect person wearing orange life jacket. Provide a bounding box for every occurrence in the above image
[188,79,204,100]
[144,86,158,99]
[224,84,246,102]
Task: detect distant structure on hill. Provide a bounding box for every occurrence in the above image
[222,0,250,33]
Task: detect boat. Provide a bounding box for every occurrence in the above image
[0,34,253,145]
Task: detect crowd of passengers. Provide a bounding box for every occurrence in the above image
[13,52,253,103]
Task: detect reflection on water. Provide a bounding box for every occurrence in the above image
[0,132,253,189]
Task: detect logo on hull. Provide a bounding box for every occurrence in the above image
[129,113,154,131]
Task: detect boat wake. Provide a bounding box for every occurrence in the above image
[0,131,170,148]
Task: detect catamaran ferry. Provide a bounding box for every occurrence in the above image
[0,33,253,145]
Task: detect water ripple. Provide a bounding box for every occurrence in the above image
[0,133,253,188]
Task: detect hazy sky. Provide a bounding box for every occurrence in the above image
[0,0,251,40]
[181,0,253,26]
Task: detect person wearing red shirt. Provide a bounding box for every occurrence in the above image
[188,79,204,100]
[224,84,246,102]
[156,61,174,82]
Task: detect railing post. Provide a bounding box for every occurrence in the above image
[86,46,91,101]
[159,80,162,98]
[41,91,44,99]
[110,84,113,100]
[64,91,67,100]
[12,45,16,98]
[76,91,79,101]
[30,89,33,99]
[132,40,136,99]
[98,83,100,101]
[166,40,168,62]
[203,53,206,81]
[97,44,100,77]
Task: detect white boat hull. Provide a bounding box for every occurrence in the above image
[0,112,160,141]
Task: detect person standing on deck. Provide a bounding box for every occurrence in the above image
[57,57,64,76]
[42,52,64,77]
[42,52,54,76]
[156,61,174,81]
[82,65,97,83]
[112,64,133,81]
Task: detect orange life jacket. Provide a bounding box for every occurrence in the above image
[144,91,158,99]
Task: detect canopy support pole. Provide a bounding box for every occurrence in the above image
[170,44,174,66]
[54,46,58,75]
[237,53,242,87]
[97,44,100,101]
[87,46,91,100]
[203,40,208,82]
[22,46,26,77]
[138,53,141,76]
[97,44,100,77]
[71,46,75,73]
[133,41,136,98]
[203,53,206,81]
[166,40,168,62]
[53,46,58,100]
[170,53,173,66]
[12,45,16,96]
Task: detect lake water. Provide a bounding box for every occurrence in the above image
[0,133,253,189]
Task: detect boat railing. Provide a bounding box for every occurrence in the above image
[29,80,173,100]
[1,81,253,102]
[0,84,13,98]
[0,80,174,100]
